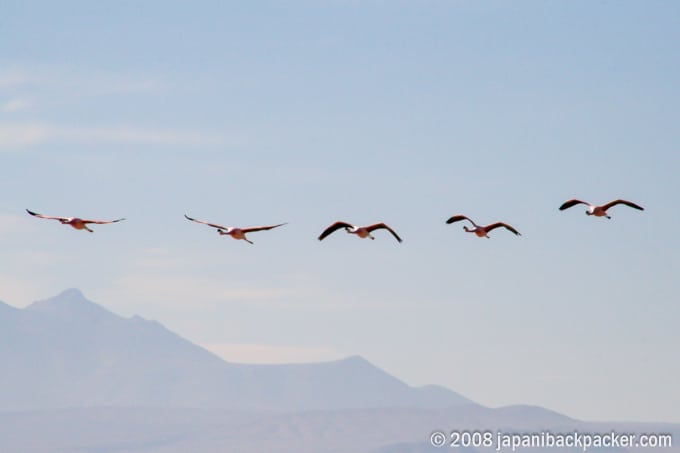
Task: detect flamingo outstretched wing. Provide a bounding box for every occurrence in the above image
[318,221,353,241]
[485,222,521,236]
[366,223,403,243]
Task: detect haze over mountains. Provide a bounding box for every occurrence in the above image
[0,288,470,412]
[0,289,676,452]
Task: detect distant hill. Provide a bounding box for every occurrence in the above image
[0,288,472,412]
[0,406,675,453]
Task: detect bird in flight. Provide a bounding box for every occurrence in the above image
[26,209,125,233]
[558,199,644,219]
[446,215,521,238]
[318,221,402,242]
[184,214,286,244]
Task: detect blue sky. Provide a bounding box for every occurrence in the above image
[1,1,679,422]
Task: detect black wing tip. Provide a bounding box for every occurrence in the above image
[184,214,195,221]
[391,229,403,243]
[26,209,39,216]
[446,215,467,224]
[559,199,579,210]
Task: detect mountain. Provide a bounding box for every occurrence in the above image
[2,290,678,452]
[0,288,472,412]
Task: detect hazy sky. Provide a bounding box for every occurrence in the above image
[2,1,679,423]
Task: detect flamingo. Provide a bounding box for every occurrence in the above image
[26,209,125,233]
[184,214,285,244]
[318,221,402,243]
[446,215,521,238]
[559,199,644,219]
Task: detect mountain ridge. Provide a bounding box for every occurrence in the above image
[0,288,473,412]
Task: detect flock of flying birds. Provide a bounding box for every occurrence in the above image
[25,198,645,244]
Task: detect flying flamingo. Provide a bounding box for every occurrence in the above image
[446,215,521,238]
[184,214,286,244]
[318,221,402,243]
[559,199,644,219]
[26,209,125,233]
